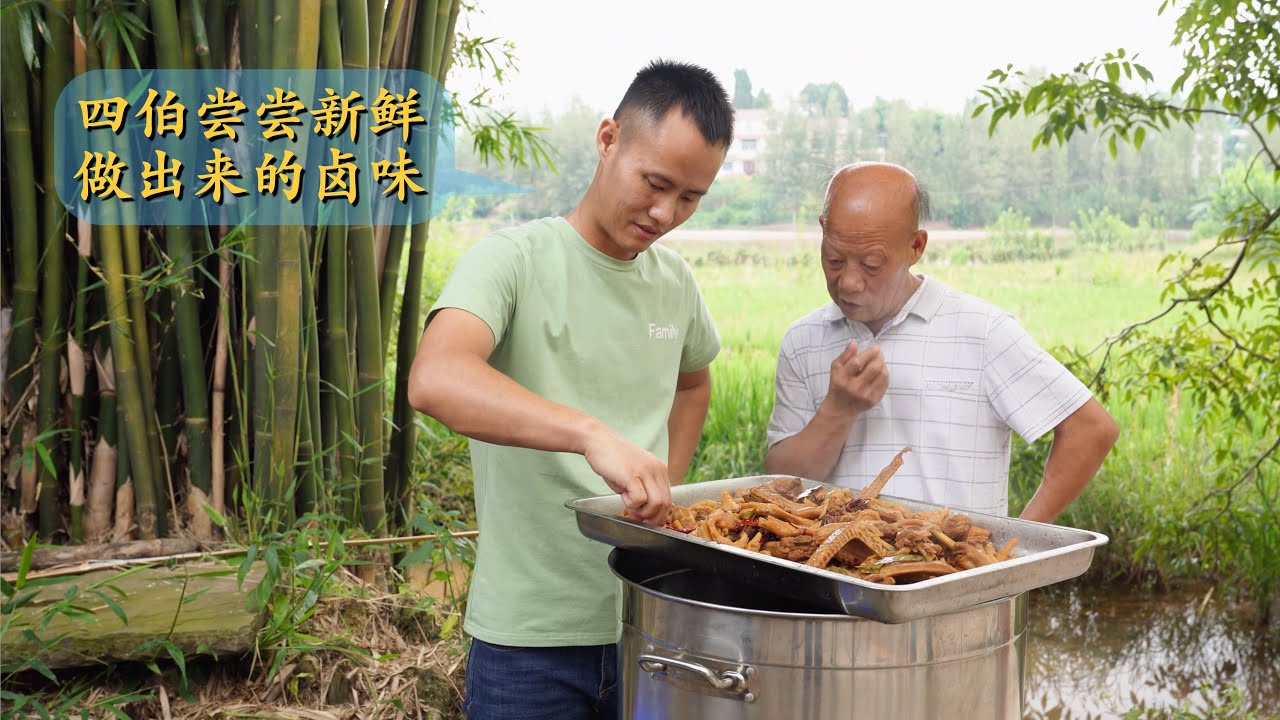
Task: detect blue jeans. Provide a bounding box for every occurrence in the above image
[463,638,618,720]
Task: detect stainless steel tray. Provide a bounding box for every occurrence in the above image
[567,475,1108,623]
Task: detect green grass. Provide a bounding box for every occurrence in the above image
[685,243,1178,356]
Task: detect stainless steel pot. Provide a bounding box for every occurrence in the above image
[612,549,1027,719]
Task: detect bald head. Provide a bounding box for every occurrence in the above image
[821,162,931,230]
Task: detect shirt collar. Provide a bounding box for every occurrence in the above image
[822,274,944,331]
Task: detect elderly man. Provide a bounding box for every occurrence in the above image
[765,161,1119,522]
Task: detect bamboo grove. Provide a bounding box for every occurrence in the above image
[1,0,470,545]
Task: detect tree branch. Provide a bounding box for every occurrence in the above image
[1204,313,1276,365]
[1191,432,1280,519]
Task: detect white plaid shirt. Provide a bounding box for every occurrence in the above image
[766,275,1092,517]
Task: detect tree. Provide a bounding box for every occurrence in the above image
[978,0,1279,608]
[799,82,849,117]
[733,68,756,109]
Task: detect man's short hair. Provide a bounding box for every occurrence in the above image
[613,59,735,148]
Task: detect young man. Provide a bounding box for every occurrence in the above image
[765,161,1119,523]
[407,60,733,719]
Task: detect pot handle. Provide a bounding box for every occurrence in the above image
[637,652,756,703]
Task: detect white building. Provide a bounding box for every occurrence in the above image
[720,108,768,178]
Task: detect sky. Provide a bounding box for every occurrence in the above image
[448,0,1188,119]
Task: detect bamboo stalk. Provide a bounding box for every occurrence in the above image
[205,0,228,68]
[210,236,233,521]
[177,0,198,67]
[378,0,409,69]
[256,0,274,69]
[1,10,39,422]
[317,0,351,512]
[298,238,324,513]
[91,36,153,536]
[69,223,92,544]
[378,224,409,352]
[97,217,161,539]
[35,0,74,541]
[367,0,386,72]
[103,40,166,535]
[412,0,439,86]
[387,0,418,72]
[86,344,118,542]
[324,225,359,522]
[187,0,213,69]
[341,0,387,534]
[68,0,108,548]
[156,312,180,477]
[152,0,215,520]
[238,0,260,69]
[294,364,318,515]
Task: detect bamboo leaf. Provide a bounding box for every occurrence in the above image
[93,590,129,624]
[17,10,37,69]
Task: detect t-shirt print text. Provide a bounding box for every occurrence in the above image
[648,322,679,341]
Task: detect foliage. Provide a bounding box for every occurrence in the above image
[977,0,1280,613]
[1072,207,1136,251]
[682,176,781,229]
[733,68,754,109]
[450,16,555,171]
[798,81,849,117]
[986,207,1057,262]
[1119,683,1276,720]
[445,90,1238,230]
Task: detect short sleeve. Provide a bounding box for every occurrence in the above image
[982,313,1092,443]
[427,233,525,346]
[678,271,721,373]
[766,332,817,448]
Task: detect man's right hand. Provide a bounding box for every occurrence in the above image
[581,423,671,525]
[823,339,889,419]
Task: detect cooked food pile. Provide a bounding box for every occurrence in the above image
[661,447,1019,584]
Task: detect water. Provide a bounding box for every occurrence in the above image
[1025,582,1280,719]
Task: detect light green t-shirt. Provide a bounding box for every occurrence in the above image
[429,217,720,646]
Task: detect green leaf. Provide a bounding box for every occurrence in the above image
[93,590,128,624]
[1109,133,1119,158]
[16,535,37,588]
[25,656,57,683]
[202,503,229,529]
[440,612,459,638]
[1134,126,1146,151]
[987,105,1007,137]
[1105,62,1120,84]
[17,10,37,70]
[396,542,436,568]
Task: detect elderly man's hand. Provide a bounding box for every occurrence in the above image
[824,339,889,419]
[582,424,671,525]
